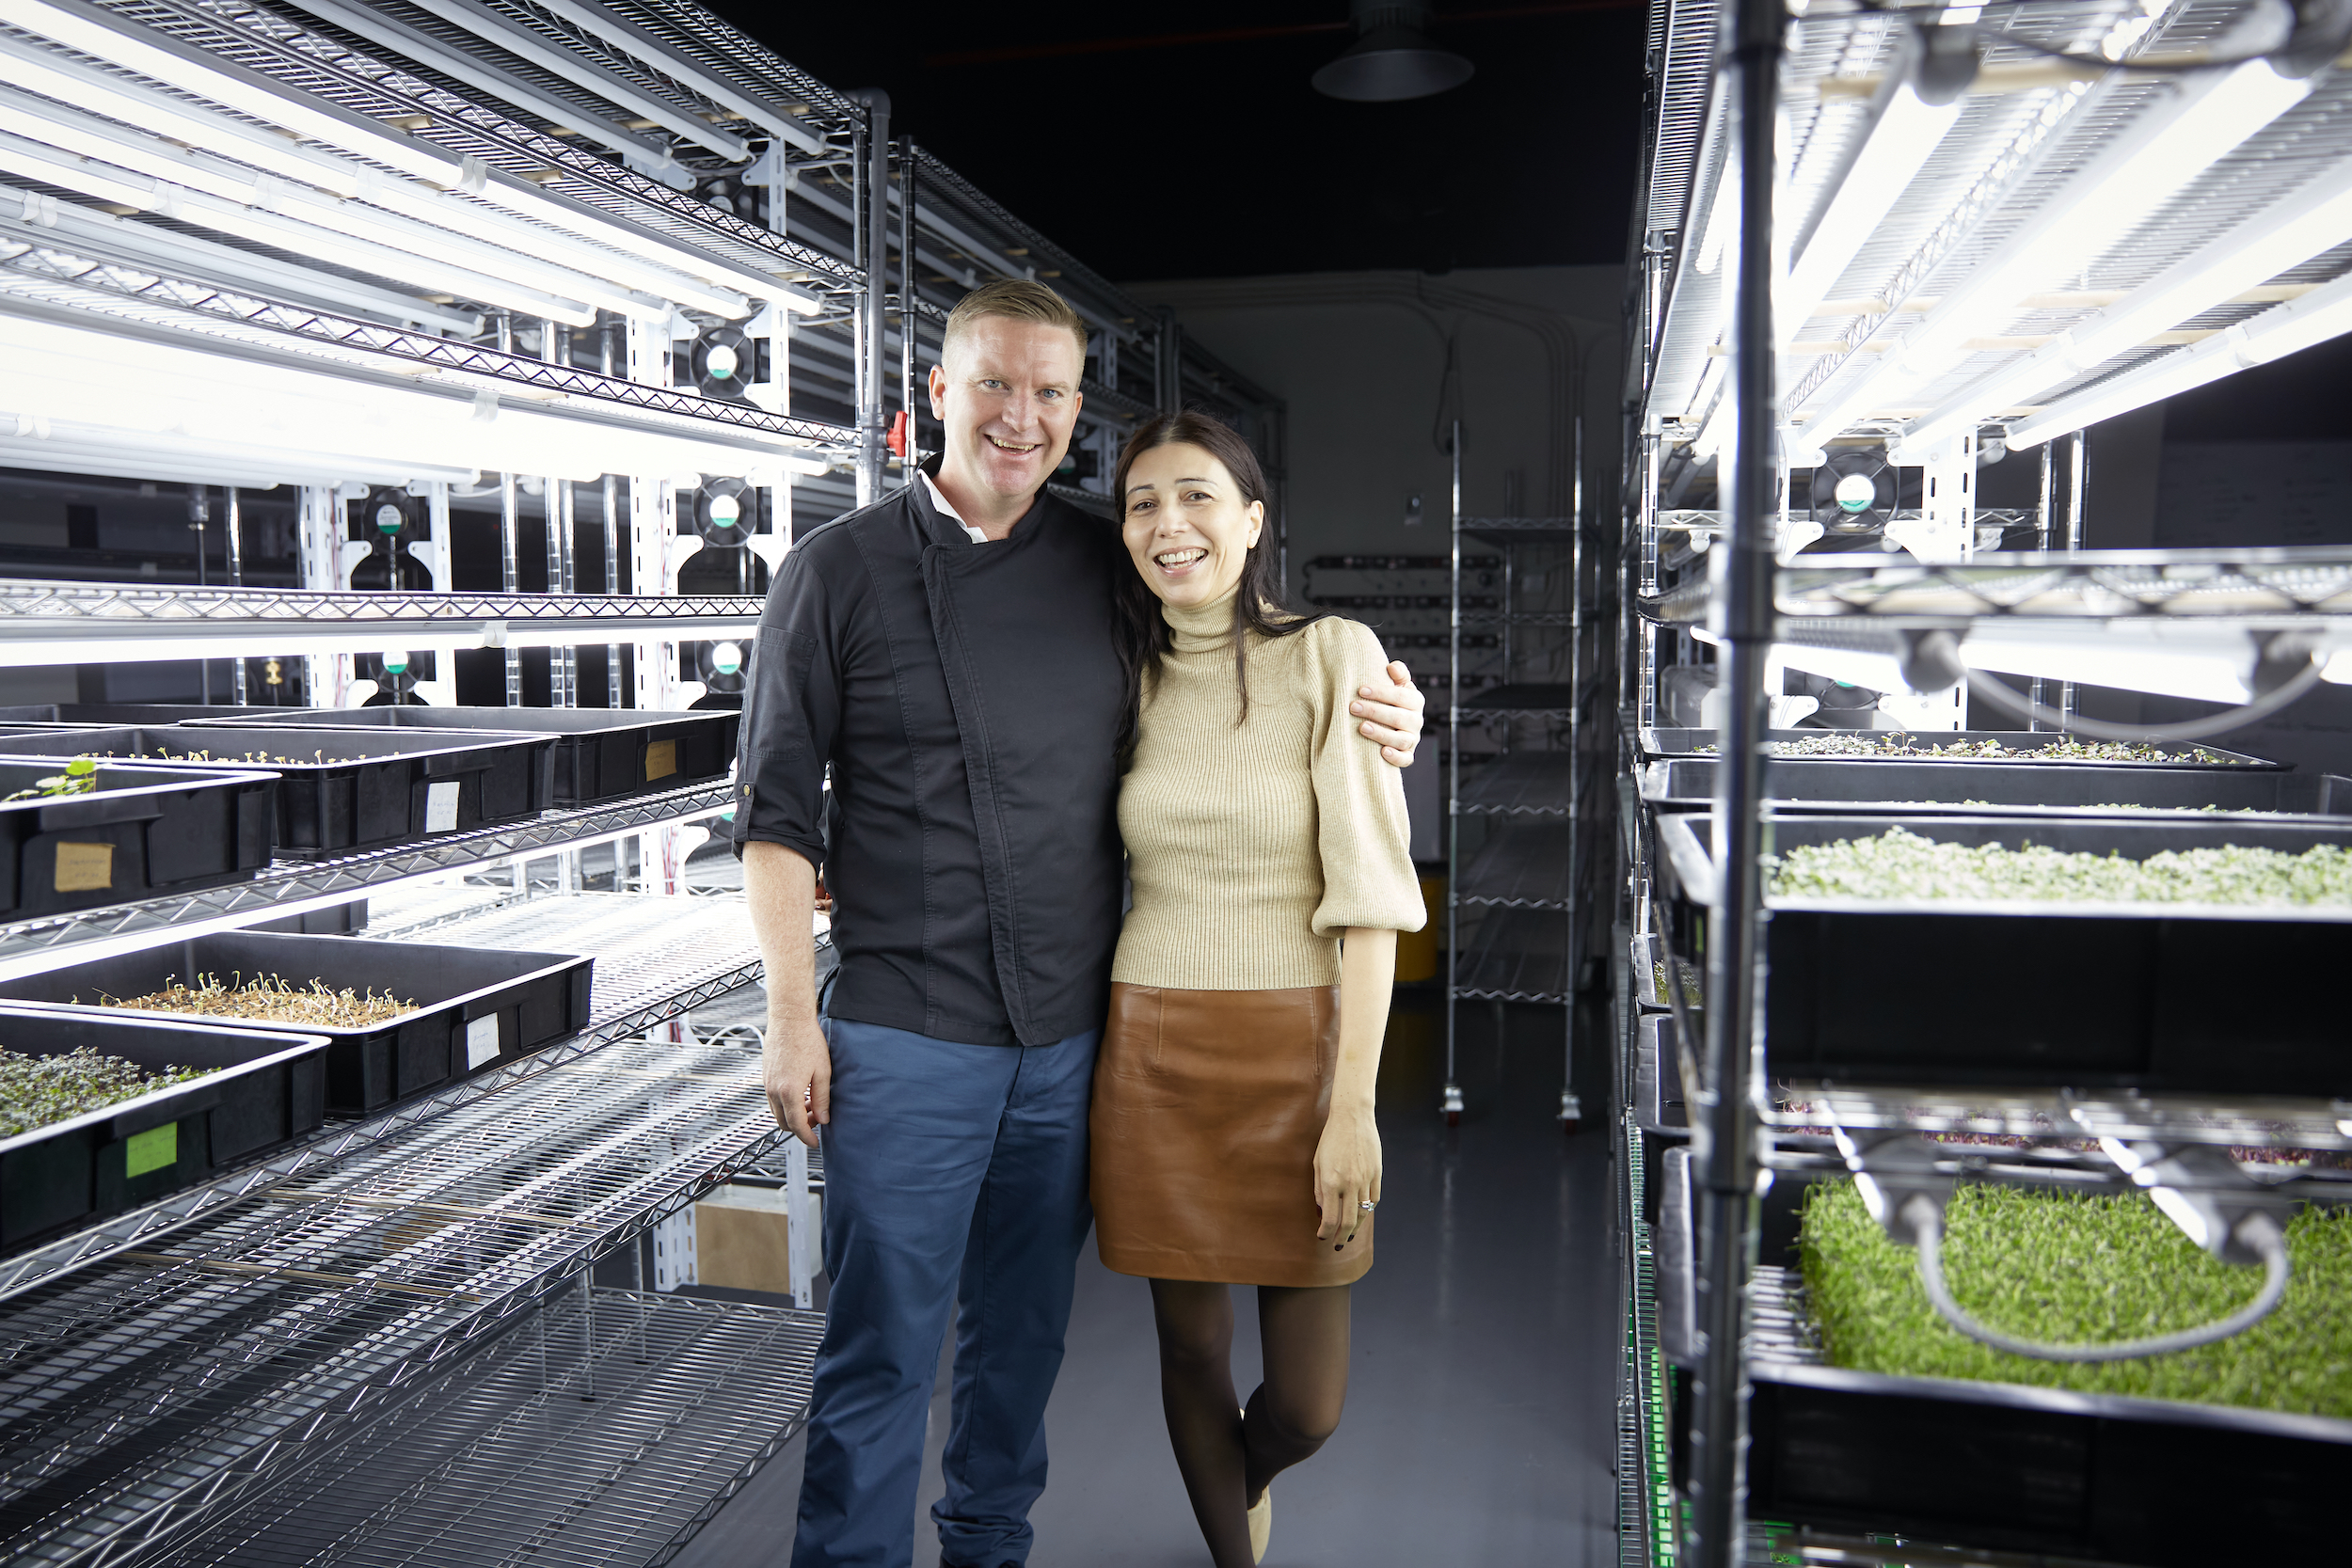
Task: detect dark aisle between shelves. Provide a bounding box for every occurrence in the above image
[671,993,1620,1567]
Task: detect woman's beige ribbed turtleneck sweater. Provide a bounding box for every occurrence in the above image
[1112,590,1425,990]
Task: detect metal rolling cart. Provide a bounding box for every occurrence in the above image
[0,0,1161,1560]
[1443,429,1609,1129]
[1616,1,2352,1563]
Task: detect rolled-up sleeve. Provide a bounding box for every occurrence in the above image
[1309,619,1427,937]
[730,548,841,870]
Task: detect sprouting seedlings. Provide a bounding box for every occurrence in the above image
[0,1047,209,1138]
[1693,735,2241,763]
[1767,826,2352,906]
[2,756,99,803]
[94,972,420,1027]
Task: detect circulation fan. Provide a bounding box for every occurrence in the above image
[691,478,762,547]
[358,650,431,705]
[693,172,766,227]
[692,640,750,696]
[688,325,761,403]
[347,487,429,591]
[1804,449,1901,555]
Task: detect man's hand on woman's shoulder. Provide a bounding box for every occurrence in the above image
[1353,658,1424,768]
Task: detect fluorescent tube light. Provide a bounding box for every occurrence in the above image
[0,93,660,321]
[0,129,601,325]
[1899,157,2352,454]
[2005,267,2352,450]
[522,0,828,156]
[1782,84,1962,347]
[1,311,834,483]
[1796,60,2309,445]
[0,200,484,336]
[0,0,818,315]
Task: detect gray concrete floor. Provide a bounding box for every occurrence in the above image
[672,996,1620,1568]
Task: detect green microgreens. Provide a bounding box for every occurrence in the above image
[0,1047,209,1138]
[1800,1179,2352,1417]
[1,756,99,804]
[1766,826,2352,906]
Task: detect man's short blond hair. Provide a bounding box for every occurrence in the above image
[942,277,1089,370]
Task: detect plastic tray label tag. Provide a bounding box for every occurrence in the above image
[466,1013,501,1069]
[55,842,115,893]
[124,1123,177,1178]
[644,739,677,782]
[425,780,460,833]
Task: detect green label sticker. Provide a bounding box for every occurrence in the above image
[125,1123,178,1178]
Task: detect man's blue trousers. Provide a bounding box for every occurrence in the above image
[789,1014,1100,1568]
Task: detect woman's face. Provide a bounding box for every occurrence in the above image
[1121,442,1263,610]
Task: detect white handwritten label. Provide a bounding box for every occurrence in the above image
[466,1014,501,1069]
[425,780,460,833]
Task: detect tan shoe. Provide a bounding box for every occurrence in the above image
[1247,1485,1272,1564]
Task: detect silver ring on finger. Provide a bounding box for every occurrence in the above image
[1359,1199,1377,1212]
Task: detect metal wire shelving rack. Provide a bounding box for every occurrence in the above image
[1615,3,2352,1565]
[0,0,1152,1560]
[1442,423,1611,1128]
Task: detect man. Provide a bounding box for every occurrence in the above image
[734,278,1422,1568]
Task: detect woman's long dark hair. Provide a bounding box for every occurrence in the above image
[1110,409,1327,759]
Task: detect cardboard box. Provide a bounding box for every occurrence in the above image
[692,1183,814,1296]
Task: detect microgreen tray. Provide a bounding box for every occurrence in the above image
[1651,813,2352,1097]
[0,1006,326,1253]
[0,759,277,919]
[1639,757,2352,817]
[0,930,592,1116]
[0,727,556,856]
[1636,727,2277,768]
[1655,1162,2352,1564]
[187,705,740,806]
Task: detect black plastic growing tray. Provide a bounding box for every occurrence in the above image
[1635,726,2276,768]
[0,759,277,918]
[1654,1161,2352,1564]
[0,704,258,728]
[1651,813,2352,1098]
[0,728,556,856]
[0,929,593,1116]
[1641,756,2352,817]
[189,705,739,806]
[0,1006,326,1253]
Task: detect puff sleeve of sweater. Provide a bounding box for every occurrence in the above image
[1307,618,1428,938]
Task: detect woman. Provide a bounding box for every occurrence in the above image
[1090,409,1424,1565]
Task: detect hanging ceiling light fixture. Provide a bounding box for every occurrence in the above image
[1311,2,1473,103]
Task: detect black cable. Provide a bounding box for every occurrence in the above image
[1963,657,2327,741]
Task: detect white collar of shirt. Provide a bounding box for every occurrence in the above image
[922,471,991,545]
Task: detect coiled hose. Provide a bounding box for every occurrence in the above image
[1904,1194,2291,1363]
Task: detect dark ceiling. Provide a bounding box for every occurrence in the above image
[709,1,1647,284]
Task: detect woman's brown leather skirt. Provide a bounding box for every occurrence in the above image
[1090,981,1370,1288]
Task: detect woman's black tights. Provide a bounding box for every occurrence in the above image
[1148,1278,1352,1567]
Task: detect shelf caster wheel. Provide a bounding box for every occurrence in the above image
[1440,1083,1464,1127]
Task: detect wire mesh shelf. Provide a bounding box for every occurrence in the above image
[0,781,735,975]
[0,890,802,1301]
[1455,752,1577,816]
[1459,820,1575,910]
[1454,907,1571,1005]
[138,1287,821,1568]
[0,1029,787,1566]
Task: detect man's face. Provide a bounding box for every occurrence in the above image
[928,316,1085,502]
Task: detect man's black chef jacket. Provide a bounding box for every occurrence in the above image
[731,469,1126,1048]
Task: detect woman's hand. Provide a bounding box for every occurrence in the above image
[1352,659,1424,768]
[1314,1105,1383,1245]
